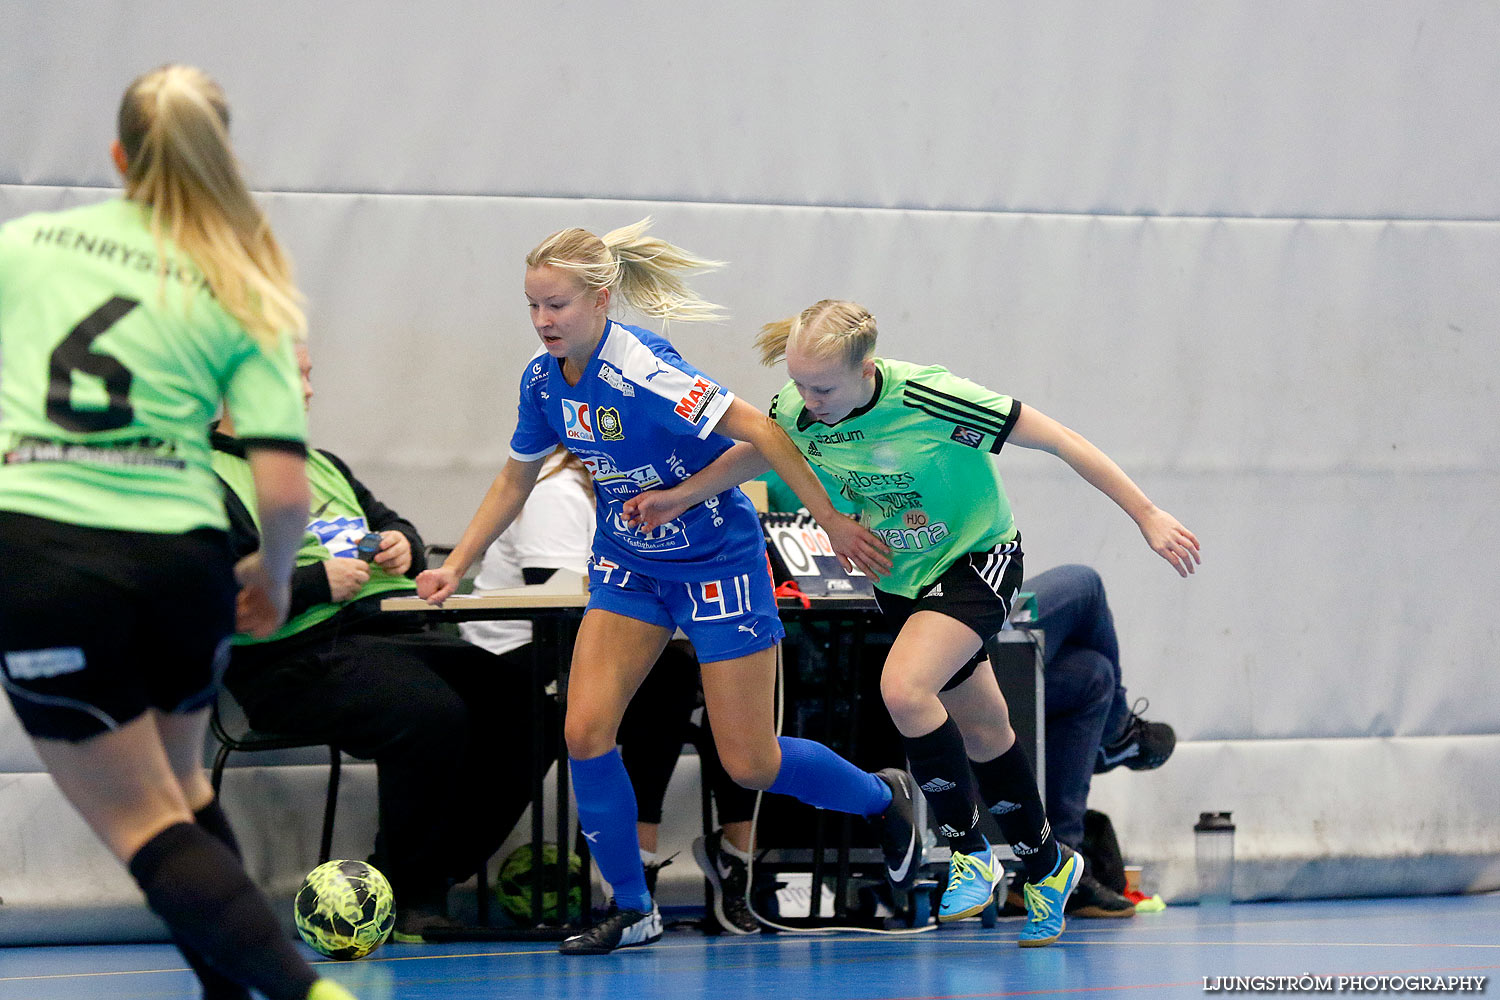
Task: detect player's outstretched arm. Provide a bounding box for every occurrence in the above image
[719,398,891,579]
[1007,405,1201,577]
[415,456,544,603]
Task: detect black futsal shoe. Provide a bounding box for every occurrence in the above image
[874,768,924,890]
[559,900,662,955]
[693,831,760,935]
[1065,873,1137,918]
[1094,701,1176,774]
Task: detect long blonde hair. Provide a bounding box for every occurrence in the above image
[118,65,306,347]
[538,445,594,500]
[525,217,725,325]
[754,299,877,368]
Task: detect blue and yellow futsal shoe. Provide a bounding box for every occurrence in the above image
[937,845,1005,922]
[1018,844,1085,947]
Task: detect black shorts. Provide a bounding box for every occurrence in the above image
[873,537,1024,692]
[0,511,236,742]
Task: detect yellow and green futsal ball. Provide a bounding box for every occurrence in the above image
[495,842,583,923]
[294,859,395,960]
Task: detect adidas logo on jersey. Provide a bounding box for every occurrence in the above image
[925,583,944,598]
[920,777,957,794]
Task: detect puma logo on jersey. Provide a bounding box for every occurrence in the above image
[738,623,759,638]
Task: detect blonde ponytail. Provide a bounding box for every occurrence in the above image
[118,65,305,348]
[755,299,877,368]
[526,217,725,325]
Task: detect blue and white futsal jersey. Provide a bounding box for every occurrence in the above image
[509,319,766,581]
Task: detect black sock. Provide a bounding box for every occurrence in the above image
[903,716,987,855]
[128,823,317,1000]
[971,741,1060,882]
[194,799,242,857]
[168,802,251,1000]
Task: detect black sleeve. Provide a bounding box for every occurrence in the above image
[217,475,263,561]
[290,562,333,614]
[317,449,428,578]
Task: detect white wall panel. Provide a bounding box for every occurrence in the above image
[4,3,1499,217]
[1089,735,1500,901]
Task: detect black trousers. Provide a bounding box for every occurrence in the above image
[226,615,551,908]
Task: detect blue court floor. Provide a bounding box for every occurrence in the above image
[2,894,1497,1000]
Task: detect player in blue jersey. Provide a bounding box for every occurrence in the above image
[416,220,910,954]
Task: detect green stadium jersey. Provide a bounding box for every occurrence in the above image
[212,444,417,644]
[0,199,306,533]
[770,358,1022,599]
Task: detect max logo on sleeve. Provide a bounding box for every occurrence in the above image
[674,378,719,422]
[563,400,594,442]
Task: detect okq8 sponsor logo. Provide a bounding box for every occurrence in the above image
[562,400,594,442]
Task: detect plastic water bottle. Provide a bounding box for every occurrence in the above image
[1193,811,1235,906]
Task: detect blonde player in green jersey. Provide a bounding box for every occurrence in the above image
[0,66,357,1000]
[624,299,1198,947]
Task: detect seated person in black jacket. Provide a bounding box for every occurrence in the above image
[210,344,545,941]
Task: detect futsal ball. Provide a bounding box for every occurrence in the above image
[495,843,583,923]
[294,860,395,960]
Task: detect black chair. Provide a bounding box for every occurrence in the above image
[208,688,342,865]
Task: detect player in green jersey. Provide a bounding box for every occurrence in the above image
[0,66,356,1000]
[625,298,1198,946]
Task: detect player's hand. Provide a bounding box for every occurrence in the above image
[324,557,371,602]
[415,565,460,604]
[1138,507,1201,577]
[372,530,412,576]
[622,489,690,534]
[234,552,291,638]
[822,512,892,580]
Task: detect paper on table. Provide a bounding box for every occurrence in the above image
[470,568,588,598]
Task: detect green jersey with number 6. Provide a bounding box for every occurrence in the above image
[0,199,306,533]
[770,358,1023,599]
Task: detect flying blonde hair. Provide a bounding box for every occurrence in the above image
[117,64,306,348]
[754,299,877,368]
[525,217,725,325]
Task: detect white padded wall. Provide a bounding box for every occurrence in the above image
[2,1,1497,934]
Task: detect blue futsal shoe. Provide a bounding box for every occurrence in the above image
[1018,844,1085,947]
[937,844,1005,922]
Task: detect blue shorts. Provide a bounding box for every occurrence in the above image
[586,556,786,664]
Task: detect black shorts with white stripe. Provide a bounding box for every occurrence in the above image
[873,536,1024,692]
[0,511,236,742]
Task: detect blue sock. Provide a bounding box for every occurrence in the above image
[569,749,652,912]
[767,736,893,816]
